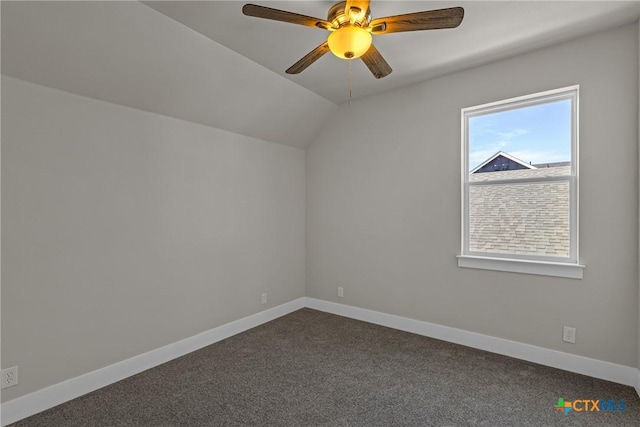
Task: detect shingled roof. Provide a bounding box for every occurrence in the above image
[468,166,571,257]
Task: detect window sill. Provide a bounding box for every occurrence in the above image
[457,255,584,279]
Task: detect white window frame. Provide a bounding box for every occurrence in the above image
[457,86,585,279]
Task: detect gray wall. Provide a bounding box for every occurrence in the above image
[2,19,639,406]
[1,77,306,401]
[307,24,639,367]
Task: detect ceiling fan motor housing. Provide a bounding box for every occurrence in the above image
[327,1,371,28]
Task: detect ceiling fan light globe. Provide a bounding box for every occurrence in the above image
[327,26,372,59]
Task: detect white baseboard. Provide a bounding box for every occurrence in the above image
[3,296,639,426]
[0,298,305,427]
[304,298,639,390]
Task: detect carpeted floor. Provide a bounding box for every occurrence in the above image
[9,308,640,426]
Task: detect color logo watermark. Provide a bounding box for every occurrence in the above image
[554,398,626,415]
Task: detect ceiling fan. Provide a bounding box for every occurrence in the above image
[242,1,464,79]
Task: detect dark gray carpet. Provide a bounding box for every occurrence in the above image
[10,308,640,426]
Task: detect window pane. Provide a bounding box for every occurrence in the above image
[468,180,570,258]
[468,99,571,181]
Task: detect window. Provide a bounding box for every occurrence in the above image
[458,86,584,279]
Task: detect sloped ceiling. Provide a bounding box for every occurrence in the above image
[1,1,335,148]
[2,1,639,148]
[146,1,640,104]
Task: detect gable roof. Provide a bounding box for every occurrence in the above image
[470,151,537,174]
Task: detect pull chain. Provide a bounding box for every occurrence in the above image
[348,59,353,107]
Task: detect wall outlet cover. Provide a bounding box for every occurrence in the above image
[1,366,18,389]
[563,326,576,344]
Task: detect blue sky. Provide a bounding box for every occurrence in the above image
[468,99,571,171]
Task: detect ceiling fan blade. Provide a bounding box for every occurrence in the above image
[286,41,331,74]
[345,0,370,23]
[242,4,333,30]
[369,7,464,35]
[360,44,392,79]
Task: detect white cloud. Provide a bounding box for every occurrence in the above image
[495,128,529,139]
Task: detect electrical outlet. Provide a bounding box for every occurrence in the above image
[337,287,344,298]
[563,326,576,344]
[261,293,268,305]
[1,366,18,389]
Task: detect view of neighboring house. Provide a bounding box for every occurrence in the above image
[468,152,570,258]
[470,151,537,173]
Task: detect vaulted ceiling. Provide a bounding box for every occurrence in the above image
[3,1,639,148]
[1,1,336,148]
[146,1,640,104]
